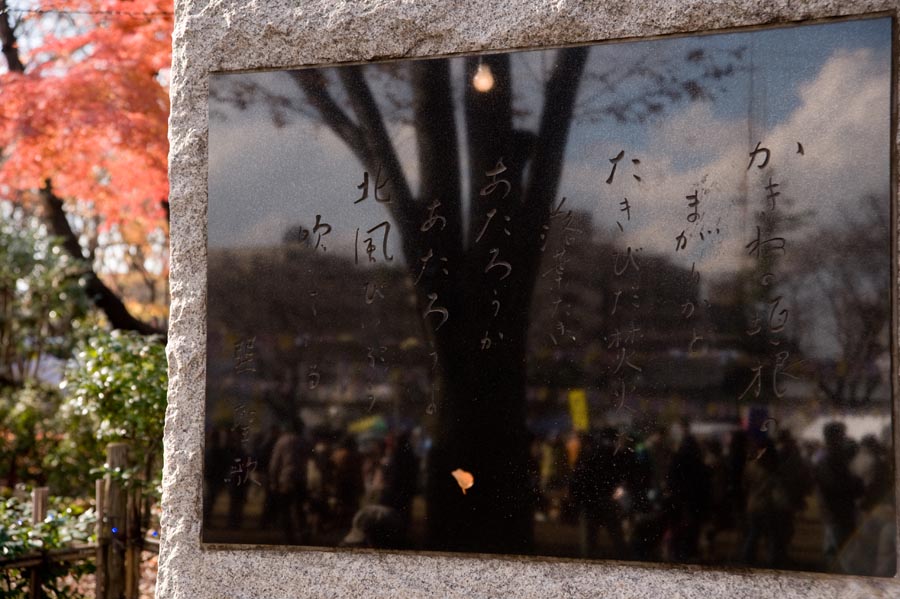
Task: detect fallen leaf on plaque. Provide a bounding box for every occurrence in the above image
[451,468,474,495]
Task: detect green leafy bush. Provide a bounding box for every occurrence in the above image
[0,206,90,388]
[0,494,96,599]
[0,206,91,494]
[59,329,167,501]
[0,205,166,593]
[0,383,66,492]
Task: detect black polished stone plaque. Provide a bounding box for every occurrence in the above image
[205,15,896,576]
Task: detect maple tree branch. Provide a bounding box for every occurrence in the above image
[39,181,163,336]
[0,0,24,73]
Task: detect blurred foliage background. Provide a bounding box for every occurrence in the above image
[0,1,173,596]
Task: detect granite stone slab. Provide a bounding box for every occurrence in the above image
[161,1,900,597]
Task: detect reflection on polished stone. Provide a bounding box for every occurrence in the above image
[204,15,896,576]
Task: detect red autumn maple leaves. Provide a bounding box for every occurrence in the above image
[0,1,172,229]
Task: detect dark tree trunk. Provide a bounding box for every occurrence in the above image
[424,49,589,553]
[0,1,25,75]
[300,48,589,552]
[425,330,533,552]
[39,182,163,336]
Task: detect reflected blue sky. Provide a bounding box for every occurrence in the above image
[210,16,890,259]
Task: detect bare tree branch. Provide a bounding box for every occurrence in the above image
[338,66,423,262]
[410,59,462,250]
[520,47,590,240]
[464,54,514,245]
[290,70,368,162]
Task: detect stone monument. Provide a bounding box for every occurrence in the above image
[161,1,900,597]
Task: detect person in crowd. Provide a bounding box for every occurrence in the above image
[379,431,420,533]
[332,434,365,529]
[814,421,864,567]
[626,434,667,561]
[741,438,790,567]
[203,425,229,523]
[775,430,813,556]
[226,427,250,528]
[268,417,310,543]
[362,438,387,505]
[852,434,892,510]
[725,428,749,534]
[839,433,897,576]
[702,438,729,558]
[528,433,548,520]
[305,432,334,537]
[253,424,281,529]
[569,428,627,558]
[665,422,710,562]
[539,432,572,521]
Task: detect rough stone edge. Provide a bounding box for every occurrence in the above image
[160,1,900,597]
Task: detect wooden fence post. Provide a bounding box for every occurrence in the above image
[124,486,141,599]
[98,442,129,599]
[96,479,107,599]
[29,487,48,599]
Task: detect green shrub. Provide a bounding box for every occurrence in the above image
[0,206,90,388]
[0,494,95,599]
[0,207,91,493]
[59,329,167,503]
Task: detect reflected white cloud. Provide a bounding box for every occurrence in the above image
[556,45,889,280]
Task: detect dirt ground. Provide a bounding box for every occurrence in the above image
[63,552,158,599]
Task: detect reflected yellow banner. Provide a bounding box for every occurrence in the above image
[568,389,589,432]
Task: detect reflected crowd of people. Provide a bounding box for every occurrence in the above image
[205,418,422,550]
[537,418,895,575]
[204,416,895,576]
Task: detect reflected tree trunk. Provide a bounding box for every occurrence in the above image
[298,47,589,551]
